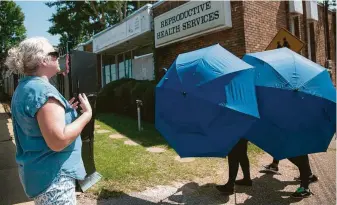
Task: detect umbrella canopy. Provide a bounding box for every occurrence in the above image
[155,44,260,157]
[243,48,336,160]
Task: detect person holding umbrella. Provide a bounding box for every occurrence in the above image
[215,139,252,195]
[155,44,260,195]
[243,48,336,199]
[155,44,260,159]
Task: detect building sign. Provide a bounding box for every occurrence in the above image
[154,1,232,48]
[93,22,127,53]
[93,7,151,53]
[266,28,305,53]
[127,15,141,37]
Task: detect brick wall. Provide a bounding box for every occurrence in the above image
[242,1,336,84]
[315,5,336,84]
[153,1,246,81]
[153,1,336,84]
[298,3,336,84]
[242,1,288,53]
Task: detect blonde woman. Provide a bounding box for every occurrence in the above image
[5,37,92,204]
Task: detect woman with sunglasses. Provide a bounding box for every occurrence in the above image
[5,37,92,204]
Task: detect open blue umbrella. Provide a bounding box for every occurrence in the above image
[243,48,336,160]
[155,44,260,157]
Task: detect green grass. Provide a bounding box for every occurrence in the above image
[90,113,263,199]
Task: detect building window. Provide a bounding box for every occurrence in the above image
[290,16,300,38]
[110,64,117,81]
[307,22,316,62]
[102,55,116,86]
[125,51,132,78]
[104,65,111,84]
[118,54,125,79]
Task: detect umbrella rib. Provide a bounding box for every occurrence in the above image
[291,52,298,88]
[247,55,291,89]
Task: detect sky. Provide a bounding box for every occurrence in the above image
[15,1,61,46]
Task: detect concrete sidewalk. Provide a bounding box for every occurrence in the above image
[0,103,33,205]
[78,142,336,205]
[78,140,336,205]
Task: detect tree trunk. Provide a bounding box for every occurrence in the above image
[89,1,106,25]
[124,1,127,19]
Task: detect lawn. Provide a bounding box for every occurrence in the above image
[90,113,263,199]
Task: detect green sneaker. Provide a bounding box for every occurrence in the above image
[291,187,312,198]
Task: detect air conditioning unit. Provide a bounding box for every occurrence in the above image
[289,0,303,16]
[306,0,318,21]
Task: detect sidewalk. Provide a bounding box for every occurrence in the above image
[78,141,336,205]
[0,103,33,205]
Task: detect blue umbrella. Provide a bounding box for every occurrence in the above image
[155,44,260,157]
[243,48,336,160]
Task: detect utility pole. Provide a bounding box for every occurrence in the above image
[324,0,332,73]
[324,0,331,60]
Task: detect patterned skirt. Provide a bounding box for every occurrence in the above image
[34,174,76,205]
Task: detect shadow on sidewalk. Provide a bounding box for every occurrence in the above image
[162,182,230,205]
[235,174,302,205]
[94,182,229,205]
[0,111,31,205]
[95,189,157,205]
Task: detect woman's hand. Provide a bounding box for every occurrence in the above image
[68,97,79,110]
[78,93,92,117]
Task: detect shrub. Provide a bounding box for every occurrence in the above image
[96,79,156,123]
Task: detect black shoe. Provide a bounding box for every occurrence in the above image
[263,163,279,173]
[291,187,312,198]
[235,178,253,186]
[294,175,319,184]
[215,183,234,195]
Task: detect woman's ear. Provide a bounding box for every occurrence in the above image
[41,57,49,67]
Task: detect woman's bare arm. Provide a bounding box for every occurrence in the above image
[37,94,92,152]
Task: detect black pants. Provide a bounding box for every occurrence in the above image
[227,139,250,186]
[272,156,311,189]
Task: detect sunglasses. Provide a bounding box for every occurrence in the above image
[47,51,59,58]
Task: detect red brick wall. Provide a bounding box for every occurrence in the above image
[242,1,289,53]
[315,5,336,84]
[153,1,336,84]
[242,1,336,84]
[153,1,246,81]
[299,3,336,84]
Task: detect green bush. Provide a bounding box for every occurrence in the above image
[113,80,137,115]
[142,85,155,122]
[130,81,153,117]
[96,79,135,113]
[97,79,156,123]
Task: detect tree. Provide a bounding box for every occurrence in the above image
[329,0,336,10]
[318,0,336,10]
[46,1,156,51]
[0,1,26,74]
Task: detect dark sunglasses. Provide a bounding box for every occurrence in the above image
[47,51,59,58]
